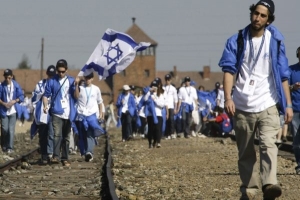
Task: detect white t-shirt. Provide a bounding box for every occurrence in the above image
[54,76,71,119]
[163,84,178,109]
[121,93,130,113]
[76,84,103,116]
[178,86,197,108]
[217,89,225,108]
[233,29,277,112]
[6,82,16,116]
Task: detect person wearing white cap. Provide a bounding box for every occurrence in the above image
[116,84,137,141]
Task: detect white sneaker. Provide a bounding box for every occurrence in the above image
[141,134,145,138]
[199,134,207,138]
[122,139,125,142]
[19,123,22,127]
[167,136,171,140]
[276,139,282,143]
[191,131,196,137]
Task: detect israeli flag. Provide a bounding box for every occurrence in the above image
[78,28,151,80]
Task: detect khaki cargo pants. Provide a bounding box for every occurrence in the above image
[234,105,280,195]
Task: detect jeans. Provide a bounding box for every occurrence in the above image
[165,109,175,137]
[106,113,117,128]
[52,115,71,161]
[291,112,300,169]
[121,112,132,140]
[182,111,192,137]
[84,126,95,154]
[1,113,17,150]
[38,119,54,160]
[195,112,203,133]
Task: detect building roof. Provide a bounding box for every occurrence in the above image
[156,69,223,91]
[125,18,158,46]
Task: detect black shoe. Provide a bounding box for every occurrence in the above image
[39,159,48,165]
[85,152,93,162]
[282,136,287,143]
[263,184,282,200]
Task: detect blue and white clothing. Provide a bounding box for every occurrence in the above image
[43,75,76,121]
[219,24,290,114]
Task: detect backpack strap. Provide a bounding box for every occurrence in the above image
[236,29,244,81]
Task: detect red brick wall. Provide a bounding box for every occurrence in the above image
[112,55,156,103]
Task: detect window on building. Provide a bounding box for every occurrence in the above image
[135,46,155,56]
[144,69,150,77]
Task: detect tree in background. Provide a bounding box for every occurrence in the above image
[17,54,31,69]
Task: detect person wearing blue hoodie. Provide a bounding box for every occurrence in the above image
[0,69,24,154]
[31,65,56,164]
[116,85,137,142]
[42,59,76,167]
[219,1,293,199]
[289,46,300,176]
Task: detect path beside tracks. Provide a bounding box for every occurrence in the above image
[109,128,299,200]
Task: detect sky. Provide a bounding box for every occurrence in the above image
[1,0,299,72]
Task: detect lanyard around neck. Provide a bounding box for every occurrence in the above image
[84,86,92,105]
[185,87,191,97]
[249,31,265,73]
[6,85,12,101]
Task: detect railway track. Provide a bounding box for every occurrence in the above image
[0,130,295,200]
[0,134,118,200]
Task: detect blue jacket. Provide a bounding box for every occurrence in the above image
[289,63,300,112]
[219,24,290,114]
[43,75,76,121]
[116,92,137,127]
[0,80,24,118]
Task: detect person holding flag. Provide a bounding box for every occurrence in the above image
[74,72,105,162]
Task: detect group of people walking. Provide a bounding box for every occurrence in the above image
[1,0,300,199]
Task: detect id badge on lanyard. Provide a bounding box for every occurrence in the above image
[61,99,68,109]
[242,31,265,96]
[242,76,257,95]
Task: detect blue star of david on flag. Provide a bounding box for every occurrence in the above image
[78,28,151,80]
[104,44,123,65]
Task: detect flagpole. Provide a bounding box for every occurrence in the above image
[40,38,44,80]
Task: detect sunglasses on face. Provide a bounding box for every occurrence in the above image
[57,70,66,74]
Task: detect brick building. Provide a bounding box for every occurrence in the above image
[0,18,223,106]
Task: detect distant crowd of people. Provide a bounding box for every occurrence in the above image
[1,1,300,199]
[115,75,233,149]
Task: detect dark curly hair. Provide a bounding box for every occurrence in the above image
[249,4,275,25]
